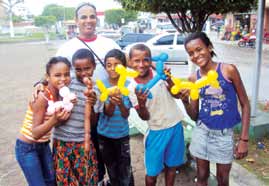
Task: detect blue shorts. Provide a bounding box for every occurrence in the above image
[189,121,234,164]
[144,122,185,176]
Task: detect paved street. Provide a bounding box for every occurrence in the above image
[0,39,268,186]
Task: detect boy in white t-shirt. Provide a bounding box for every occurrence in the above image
[127,44,185,186]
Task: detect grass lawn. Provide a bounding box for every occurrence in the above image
[0,32,63,43]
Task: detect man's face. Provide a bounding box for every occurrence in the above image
[76,5,97,38]
[130,49,151,78]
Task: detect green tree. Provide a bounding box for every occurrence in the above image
[105,8,137,26]
[12,15,24,22]
[0,0,24,37]
[34,15,56,27]
[34,15,57,42]
[64,7,75,20]
[42,4,75,21]
[117,0,257,33]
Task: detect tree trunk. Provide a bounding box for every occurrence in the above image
[45,27,49,43]
[9,11,14,38]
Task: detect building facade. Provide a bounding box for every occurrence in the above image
[226,0,268,33]
[265,0,269,32]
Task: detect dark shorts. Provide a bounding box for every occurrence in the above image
[98,135,134,186]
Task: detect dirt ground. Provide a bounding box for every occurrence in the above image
[235,134,269,185]
[0,41,196,186]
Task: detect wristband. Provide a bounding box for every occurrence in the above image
[240,138,249,142]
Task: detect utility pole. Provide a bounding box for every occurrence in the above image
[0,0,24,37]
[251,0,265,117]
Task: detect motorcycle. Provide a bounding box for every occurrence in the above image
[238,34,256,48]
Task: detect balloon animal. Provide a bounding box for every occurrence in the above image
[96,64,139,102]
[83,77,93,153]
[47,86,76,115]
[136,53,168,99]
[170,70,220,100]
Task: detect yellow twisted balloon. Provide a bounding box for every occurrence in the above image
[96,64,139,102]
[116,64,139,96]
[170,70,220,100]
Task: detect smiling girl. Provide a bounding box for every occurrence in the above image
[180,32,250,186]
[15,57,72,186]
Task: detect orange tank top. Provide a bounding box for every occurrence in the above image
[20,88,55,143]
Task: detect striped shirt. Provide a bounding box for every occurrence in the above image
[53,78,103,142]
[97,78,132,139]
[20,90,53,142]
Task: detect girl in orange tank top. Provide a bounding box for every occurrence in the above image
[15,57,72,186]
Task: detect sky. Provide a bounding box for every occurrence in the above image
[23,0,122,15]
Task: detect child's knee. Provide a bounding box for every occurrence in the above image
[145,175,157,185]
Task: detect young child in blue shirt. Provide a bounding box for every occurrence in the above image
[97,49,134,186]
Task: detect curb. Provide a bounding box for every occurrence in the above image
[210,161,265,186]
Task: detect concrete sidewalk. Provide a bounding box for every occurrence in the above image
[210,162,265,186]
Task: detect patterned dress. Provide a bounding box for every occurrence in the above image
[53,140,98,186]
[53,79,100,186]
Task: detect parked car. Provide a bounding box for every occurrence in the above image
[155,23,177,34]
[116,33,155,49]
[119,25,134,35]
[124,32,188,64]
[96,29,121,39]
